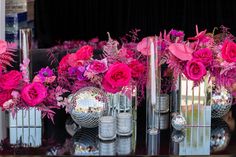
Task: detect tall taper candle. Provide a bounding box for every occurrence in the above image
[150,38,156,105]
[19,28,32,81]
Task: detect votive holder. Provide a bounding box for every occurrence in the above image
[155,94,169,113]
[99,139,116,156]
[99,116,116,140]
[117,135,132,155]
[117,112,132,136]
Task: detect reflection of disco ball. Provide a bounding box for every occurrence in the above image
[73,128,99,156]
[70,87,108,128]
[211,87,232,118]
[65,117,80,136]
[211,118,231,153]
[171,114,186,131]
[171,129,185,143]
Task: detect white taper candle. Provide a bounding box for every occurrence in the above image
[150,38,156,105]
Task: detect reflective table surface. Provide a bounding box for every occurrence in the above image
[1,106,236,156]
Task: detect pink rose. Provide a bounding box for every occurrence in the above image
[75,45,94,60]
[58,54,71,73]
[0,40,7,54]
[184,59,207,81]
[68,53,83,67]
[0,70,22,90]
[222,40,236,63]
[104,63,131,88]
[128,60,145,78]
[87,58,108,74]
[168,43,193,61]
[21,82,47,106]
[0,91,12,108]
[102,79,121,93]
[193,48,213,66]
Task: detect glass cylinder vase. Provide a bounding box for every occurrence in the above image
[146,37,161,135]
[145,37,161,155]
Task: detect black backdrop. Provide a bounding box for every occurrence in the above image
[35,0,236,48]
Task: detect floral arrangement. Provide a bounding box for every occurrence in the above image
[51,33,146,111]
[0,40,60,122]
[137,25,236,95]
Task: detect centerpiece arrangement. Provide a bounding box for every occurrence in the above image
[0,39,60,122]
[41,32,147,129]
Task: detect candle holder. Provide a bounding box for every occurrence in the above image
[99,139,116,156]
[146,37,161,135]
[98,116,116,140]
[117,135,132,155]
[117,112,132,136]
[155,94,169,113]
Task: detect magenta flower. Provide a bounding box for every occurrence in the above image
[193,48,213,66]
[170,29,184,37]
[222,40,236,63]
[104,63,131,88]
[87,58,108,74]
[68,66,86,81]
[38,67,54,81]
[184,59,207,81]
[21,82,47,107]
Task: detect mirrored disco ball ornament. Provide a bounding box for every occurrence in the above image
[171,129,185,143]
[211,87,232,118]
[65,117,80,136]
[210,118,231,153]
[171,114,186,131]
[70,87,108,128]
[73,128,99,156]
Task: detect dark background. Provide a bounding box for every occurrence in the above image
[35,0,236,48]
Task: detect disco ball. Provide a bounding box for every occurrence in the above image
[69,87,108,128]
[65,117,80,136]
[210,118,231,153]
[171,114,186,131]
[171,129,185,143]
[72,128,99,156]
[211,87,232,118]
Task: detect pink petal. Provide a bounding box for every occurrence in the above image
[137,37,150,56]
[168,43,193,61]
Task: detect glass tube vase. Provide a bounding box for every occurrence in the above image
[146,37,161,135]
